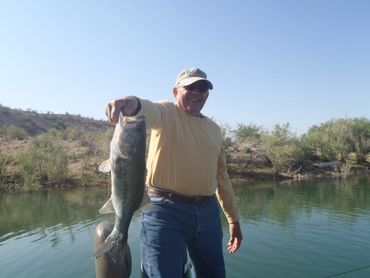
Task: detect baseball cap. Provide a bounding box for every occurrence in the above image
[175,67,213,90]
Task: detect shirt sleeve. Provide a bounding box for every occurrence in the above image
[136,98,168,129]
[215,147,240,224]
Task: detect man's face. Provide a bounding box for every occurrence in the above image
[173,81,210,117]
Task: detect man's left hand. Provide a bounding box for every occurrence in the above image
[227,221,243,253]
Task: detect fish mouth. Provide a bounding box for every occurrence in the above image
[120,115,146,130]
[120,114,145,122]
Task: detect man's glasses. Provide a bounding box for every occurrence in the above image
[183,82,210,93]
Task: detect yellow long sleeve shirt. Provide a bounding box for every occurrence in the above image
[137,98,239,223]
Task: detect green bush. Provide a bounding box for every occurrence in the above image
[352,118,370,154]
[219,123,233,149]
[63,127,82,141]
[232,123,263,143]
[0,153,10,181]
[79,128,113,159]
[261,123,302,174]
[301,118,370,161]
[1,124,28,140]
[17,132,69,187]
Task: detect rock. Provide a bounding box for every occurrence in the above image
[347,152,358,162]
[365,153,370,164]
[313,161,342,170]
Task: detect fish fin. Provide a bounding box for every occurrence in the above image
[99,159,111,173]
[122,243,132,276]
[99,198,115,214]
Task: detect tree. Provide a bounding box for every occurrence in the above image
[232,123,262,143]
[261,123,302,174]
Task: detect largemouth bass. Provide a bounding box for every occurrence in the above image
[94,115,146,266]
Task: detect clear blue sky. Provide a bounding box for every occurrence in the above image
[1,0,369,134]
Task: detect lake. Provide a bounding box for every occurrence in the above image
[1,175,370,278]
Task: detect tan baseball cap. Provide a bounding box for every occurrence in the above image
[175,67,213,90]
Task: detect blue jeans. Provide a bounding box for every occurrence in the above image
[140,195,225,278]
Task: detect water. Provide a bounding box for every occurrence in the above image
[1,175,370,278]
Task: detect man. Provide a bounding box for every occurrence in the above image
[106,67,243,277]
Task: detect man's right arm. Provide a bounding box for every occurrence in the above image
[105,96,141,124]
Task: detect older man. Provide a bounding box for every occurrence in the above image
[106,67,243,278]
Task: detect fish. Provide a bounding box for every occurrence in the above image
[94,114,146,266]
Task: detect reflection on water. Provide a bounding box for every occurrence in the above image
[0,192,109,258]
[229,175,370,278]
[0,187,108,240]
[1,175,370,278]
[233,175,370,225]
[0,187,143,278]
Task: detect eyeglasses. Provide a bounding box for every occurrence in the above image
[183,82,210,93]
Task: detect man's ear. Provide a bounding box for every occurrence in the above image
[172,87,178,98]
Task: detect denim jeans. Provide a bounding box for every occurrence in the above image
[140,195,225,278]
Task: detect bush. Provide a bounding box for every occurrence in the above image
[261,123,303,174]
[79,128,113,159]
[0,124,28,140]
[300,118,370,161]
[219,123,233,149]
[232,123,262,143]
[0,153,10,182]
[352,118,370,154]
[63,127,81,141]
[17,132,69,187]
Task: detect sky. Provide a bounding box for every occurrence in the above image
[0,0,369,134]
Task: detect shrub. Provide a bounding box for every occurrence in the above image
[1,124,28,140]
[232,123,262,143]
[219,123,233,149]
[17,132,69,187]
[0,153,10,183]
[261,123,302,174]
[352,118,370,154]
[79,128,113,159]
[63,127,81,141]
[301,118,370,161]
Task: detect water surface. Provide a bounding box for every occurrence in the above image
[1,175,370,277]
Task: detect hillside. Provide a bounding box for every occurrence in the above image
[0,104,114,190]
[0,104,108,136]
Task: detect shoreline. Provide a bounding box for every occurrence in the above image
[2,167,369,193]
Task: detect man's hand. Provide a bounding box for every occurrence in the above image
[105,96,140,124]
[227,221,243,253]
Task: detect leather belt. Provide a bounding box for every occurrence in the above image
[146,187,212,206]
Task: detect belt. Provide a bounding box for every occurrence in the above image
[146,187,212,206]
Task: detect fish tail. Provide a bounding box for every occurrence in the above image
[94,233,131,266]
[94,240,132,276]
[94,237,117,258]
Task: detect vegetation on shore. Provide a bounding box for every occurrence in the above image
[0,104,369,191]
[223,118,370,180]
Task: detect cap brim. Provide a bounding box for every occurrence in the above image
[177,77,213,90]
